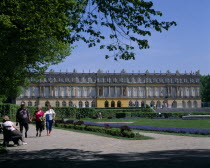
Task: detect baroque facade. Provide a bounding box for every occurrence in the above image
[16,70,201,108]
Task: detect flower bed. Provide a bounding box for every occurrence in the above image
[83,122,210,135]
[54,122,143,138]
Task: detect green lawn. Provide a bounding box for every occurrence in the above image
[89,118,210,129]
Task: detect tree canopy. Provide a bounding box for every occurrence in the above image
[200,75,210,103]
[0,0,176,99]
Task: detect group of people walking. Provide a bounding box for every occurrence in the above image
[2,102,56,145]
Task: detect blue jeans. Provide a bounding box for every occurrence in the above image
[46,120,53,131]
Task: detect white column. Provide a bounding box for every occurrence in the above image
[67,87,69,97]
[43,86,45,98]
[52,86,55,97]
[49,86,52,97]
[59,86,62,97]
[132,87,134,98]
[145,87,147,98]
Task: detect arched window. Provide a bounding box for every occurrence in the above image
[187,101,192,108]
[62,101,66,107]
[56,101,60,107]
[129,101,133,107]
[104,101,109,108]
[150,101,155,107]
[141,101,145,107]
[182,101,186,108]
[79,101,83,107]
[111,101,115,107]
[45,101,50,106]
[156,101,161,108]
[135,101,139,107]
[193,101,198,108]
[85,101,89,107]
[91,101,96,107]
[163,101,168,108]
[69,101,73,107]
[117,101,121,107]
[34,102,38,107]
[28,101,32,106]
[172,101,177,108]
[99,87,103,96]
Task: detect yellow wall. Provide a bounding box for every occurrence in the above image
[96,99,130,108]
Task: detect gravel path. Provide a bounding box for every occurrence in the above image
[1,124,210,168]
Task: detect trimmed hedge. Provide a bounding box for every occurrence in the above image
[95,107,154,119]
[0,104,19,120]
[0,104,97,120]
[55,123,137,138]
[2,103,210,120]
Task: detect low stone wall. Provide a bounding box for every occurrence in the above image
[182,115,210,120]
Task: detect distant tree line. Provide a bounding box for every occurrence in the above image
[200,75,210,103]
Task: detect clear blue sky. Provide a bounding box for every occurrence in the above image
[49,0,210,75]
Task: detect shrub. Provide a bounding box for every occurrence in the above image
[64,120,74,124]
[74,120,84,125]
[55,120,63,124]
[123,131,135,138]
[120,125,131,132]
[56,123,138,138]
[104,124,112,129]
[74,125,86,130]
[116,112,131,118]
[0,104,19,120]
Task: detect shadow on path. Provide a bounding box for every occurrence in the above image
[0,148,210,168]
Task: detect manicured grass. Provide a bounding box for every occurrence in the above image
[54,126,152,140]
[88,118,210,129]
[134,129,210,137]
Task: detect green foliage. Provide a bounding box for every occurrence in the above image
[0,146,7,154]
[0,0,176,99]
[0,104,156,120]
[0,104,19,120]
[55,123,138,138]
[131,112,158,118]
[96,107,154,118]
[72,0,176,60]
[116,112,131,118]
[0,0,76,98]
[0,95,6,103]
[13,106,96,119]
[200,75,210,102]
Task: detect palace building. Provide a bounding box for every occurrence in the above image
[16,69,201,108]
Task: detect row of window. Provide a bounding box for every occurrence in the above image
[34,76,199,84]
[26,100,198,108]
[26,101,96,107]
[22,86,200,98]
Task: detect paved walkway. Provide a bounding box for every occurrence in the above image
[1,125,210,168]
